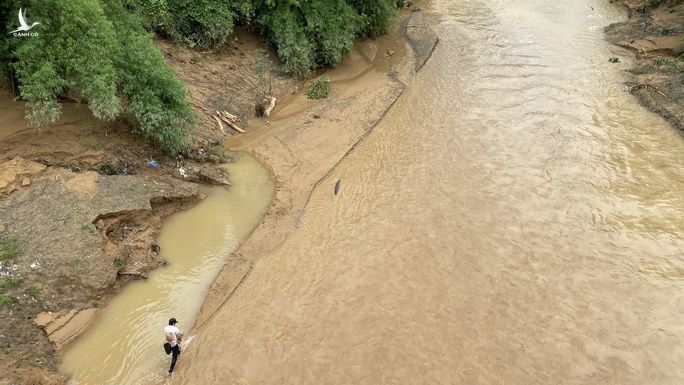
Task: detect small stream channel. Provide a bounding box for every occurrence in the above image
[60,154,274,385]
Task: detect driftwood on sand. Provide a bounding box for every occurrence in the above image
[264,96,277,117]
[211,115,226,135]
[629,83,666,97]
[211,110,245,133]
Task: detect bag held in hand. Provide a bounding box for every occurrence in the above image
[163,342,172,355]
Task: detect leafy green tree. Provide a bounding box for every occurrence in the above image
[8,0,121,125]
[346,0,398,37]
[165,0,236,49]
[125,0,254,48]
[103,0,195,153]
[2,0,195,153]
[253,0,359,77]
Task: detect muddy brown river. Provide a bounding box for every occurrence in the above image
[173,1,684,384]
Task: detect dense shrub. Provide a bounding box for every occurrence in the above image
[2,0,195,153]
[9,0,121,125]
[164,0,236,49]
[103,0,195,154]
[255,2,317,77]
[307,75,330,99]
[125,0,254,49]
[253,0,396,77]
[122,0,170,31]
[347,0,398,37]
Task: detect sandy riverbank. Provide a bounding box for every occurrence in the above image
[175,7,438,381]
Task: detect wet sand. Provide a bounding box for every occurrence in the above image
[188,17,420,331]
[175,1,684,384]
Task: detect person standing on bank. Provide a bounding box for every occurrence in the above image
[164,318,183,375]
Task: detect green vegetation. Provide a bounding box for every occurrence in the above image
[128,0,252,49]
[652,56,684,72]
[124,0,400,77]
[253,47,273,117]
[0,277,24,293]
[25,285,39,297]
[1,0,400,151]
[1,0,195,154]
[307,75,330,99]
[255,1,359,77]
[0,235,22,261]
[113,255,125,269]
[0,295,15,306]
[254,47,273,96]
[646,0,682,9]
[0,278,17,307]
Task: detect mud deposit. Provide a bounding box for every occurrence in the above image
[60,155,273,385]
[175,1,684,384]
[0,161,199,381]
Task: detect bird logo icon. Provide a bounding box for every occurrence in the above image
[9,8,40,34]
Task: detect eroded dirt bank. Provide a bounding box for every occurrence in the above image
[606,0,684,131]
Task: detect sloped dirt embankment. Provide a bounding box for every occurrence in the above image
[606,1,684,131]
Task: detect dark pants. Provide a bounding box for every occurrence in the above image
[169,344,181,373]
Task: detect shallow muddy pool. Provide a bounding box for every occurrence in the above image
[60,154,274,385]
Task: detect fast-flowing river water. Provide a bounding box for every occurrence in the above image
[60,155,274,384]
[175,1,684,384]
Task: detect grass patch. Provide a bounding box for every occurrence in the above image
[0,295,15,306]
[25,286,39,298]
[646,0,683,9]
[1,276,26,304]
[113,255,125,269]
[653,56,683,72]
[0,235,22,261]
[0,278,15,307]
[307,75,330,100]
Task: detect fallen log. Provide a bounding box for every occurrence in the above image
[211,115,226,135]
[221,110,240,123]
[118,270,148,279]
[264,96,277,117]
[223,118,245,133]
[630,83,666,97]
